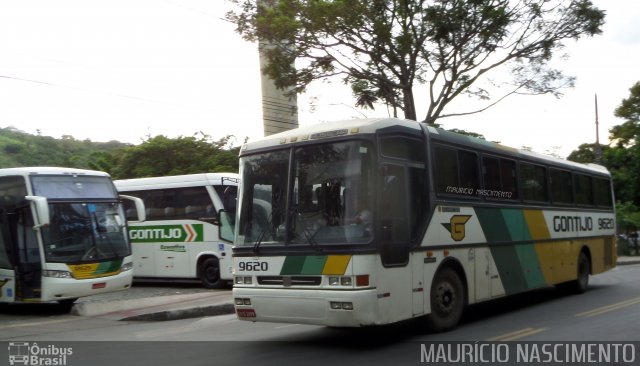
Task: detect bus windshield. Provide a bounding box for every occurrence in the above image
[237,140,375,247]
[31,175,117,199]
[41,202,130,263]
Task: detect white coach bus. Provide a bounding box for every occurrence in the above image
[230,118,616,331]
[0,167,145,305]
[115,173,239,288]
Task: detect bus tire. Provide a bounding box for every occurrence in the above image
[200,257,222,289]
[425,267,464,333]
[562,252,590,294]
[57,298,78,311]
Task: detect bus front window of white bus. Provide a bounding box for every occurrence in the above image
[291,141,374,245]
[42,202,129,262]
[237,141,374,248]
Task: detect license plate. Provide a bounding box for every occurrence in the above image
[236,309,256,318]
[92,282,106,289]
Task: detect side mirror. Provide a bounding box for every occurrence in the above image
[25,195,50,228]
[119,194,146,222]
[218,209,236,243]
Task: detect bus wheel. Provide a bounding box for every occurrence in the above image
[563,252,590,294]
[57,298,78,311]
[425,267,464,332]
[200,257,222,289]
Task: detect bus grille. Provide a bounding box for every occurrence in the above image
[257,276,322,286]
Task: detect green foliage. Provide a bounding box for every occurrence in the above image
[568,82,640,240]
[0,127,129,169]
[616,201,640,233]
[107,133,240,179]
[0,127,240,179]
[227,0,605,123]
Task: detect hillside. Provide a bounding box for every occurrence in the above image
[0,126,131,169]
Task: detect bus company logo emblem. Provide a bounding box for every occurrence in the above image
[282,276,292,287]
[442,215,472,241]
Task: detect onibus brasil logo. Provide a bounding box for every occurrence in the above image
[8,342,72,366]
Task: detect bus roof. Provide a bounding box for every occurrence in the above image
[0,166,111,177]
[114,173,239,191]
[241,117,609,177]
[241,118,420,154]
[426,126,610,176]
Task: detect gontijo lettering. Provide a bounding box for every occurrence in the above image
[128,224,204,243]
[131,228,183,240]
[553,216,593,232]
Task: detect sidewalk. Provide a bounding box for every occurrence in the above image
[72,289,234,321]
[72,256,640,322]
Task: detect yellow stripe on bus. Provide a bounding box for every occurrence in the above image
[322,255,352,275]
[523,210,550,240]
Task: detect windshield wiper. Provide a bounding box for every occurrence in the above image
[291,205,321,252]
[253,212,275,253]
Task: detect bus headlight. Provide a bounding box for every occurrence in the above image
[340,277,352,286]
[329,276,355,286]
[43,270,73,278]
[235,276,252,285]
[121,262,133,272]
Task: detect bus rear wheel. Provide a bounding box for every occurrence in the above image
[57,298,78,311]
[200,257,222,289]
[425,267,464,333]
[561,252,590,294]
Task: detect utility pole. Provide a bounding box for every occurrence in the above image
[594,94,602,164]
[257,0,299,136]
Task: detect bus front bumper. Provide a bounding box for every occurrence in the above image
[232,287,380,327]
[40,270,133,302]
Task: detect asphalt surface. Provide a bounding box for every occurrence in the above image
[70,256,640,322]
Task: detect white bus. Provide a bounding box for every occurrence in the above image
[115,173,239,288]
[0,167,145,305]
[231,118,617,331]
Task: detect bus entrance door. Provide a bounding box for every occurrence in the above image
[12,207,43,302]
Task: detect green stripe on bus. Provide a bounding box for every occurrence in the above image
[300,256,328,275]
[96,260,122,274]
[490,245,528,294]
[514,244,547,289]
[280,256,307,275]
[502,208,532,242]
[477,208,546,292]
[475,207,511,242]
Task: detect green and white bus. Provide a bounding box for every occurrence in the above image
[0,167,145,305]
[115,173,238,288]
[231,118,617,331]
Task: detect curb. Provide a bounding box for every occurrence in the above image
[617,260,640,266]
[120,303,236,321]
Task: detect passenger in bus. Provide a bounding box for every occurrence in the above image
[347,195,372,236]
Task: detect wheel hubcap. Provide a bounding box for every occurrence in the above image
[436,282,456,314]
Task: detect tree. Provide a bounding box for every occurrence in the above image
[610,81,640,147]
[108,133,240,179]
[227,0,605,123]
[568,82,640,243]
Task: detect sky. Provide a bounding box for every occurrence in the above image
[1,0,639,158]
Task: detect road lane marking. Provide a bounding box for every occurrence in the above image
[487,327,547,341]
[0,317,80,329]
[274,324,299,329]
[576,296,640,318]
